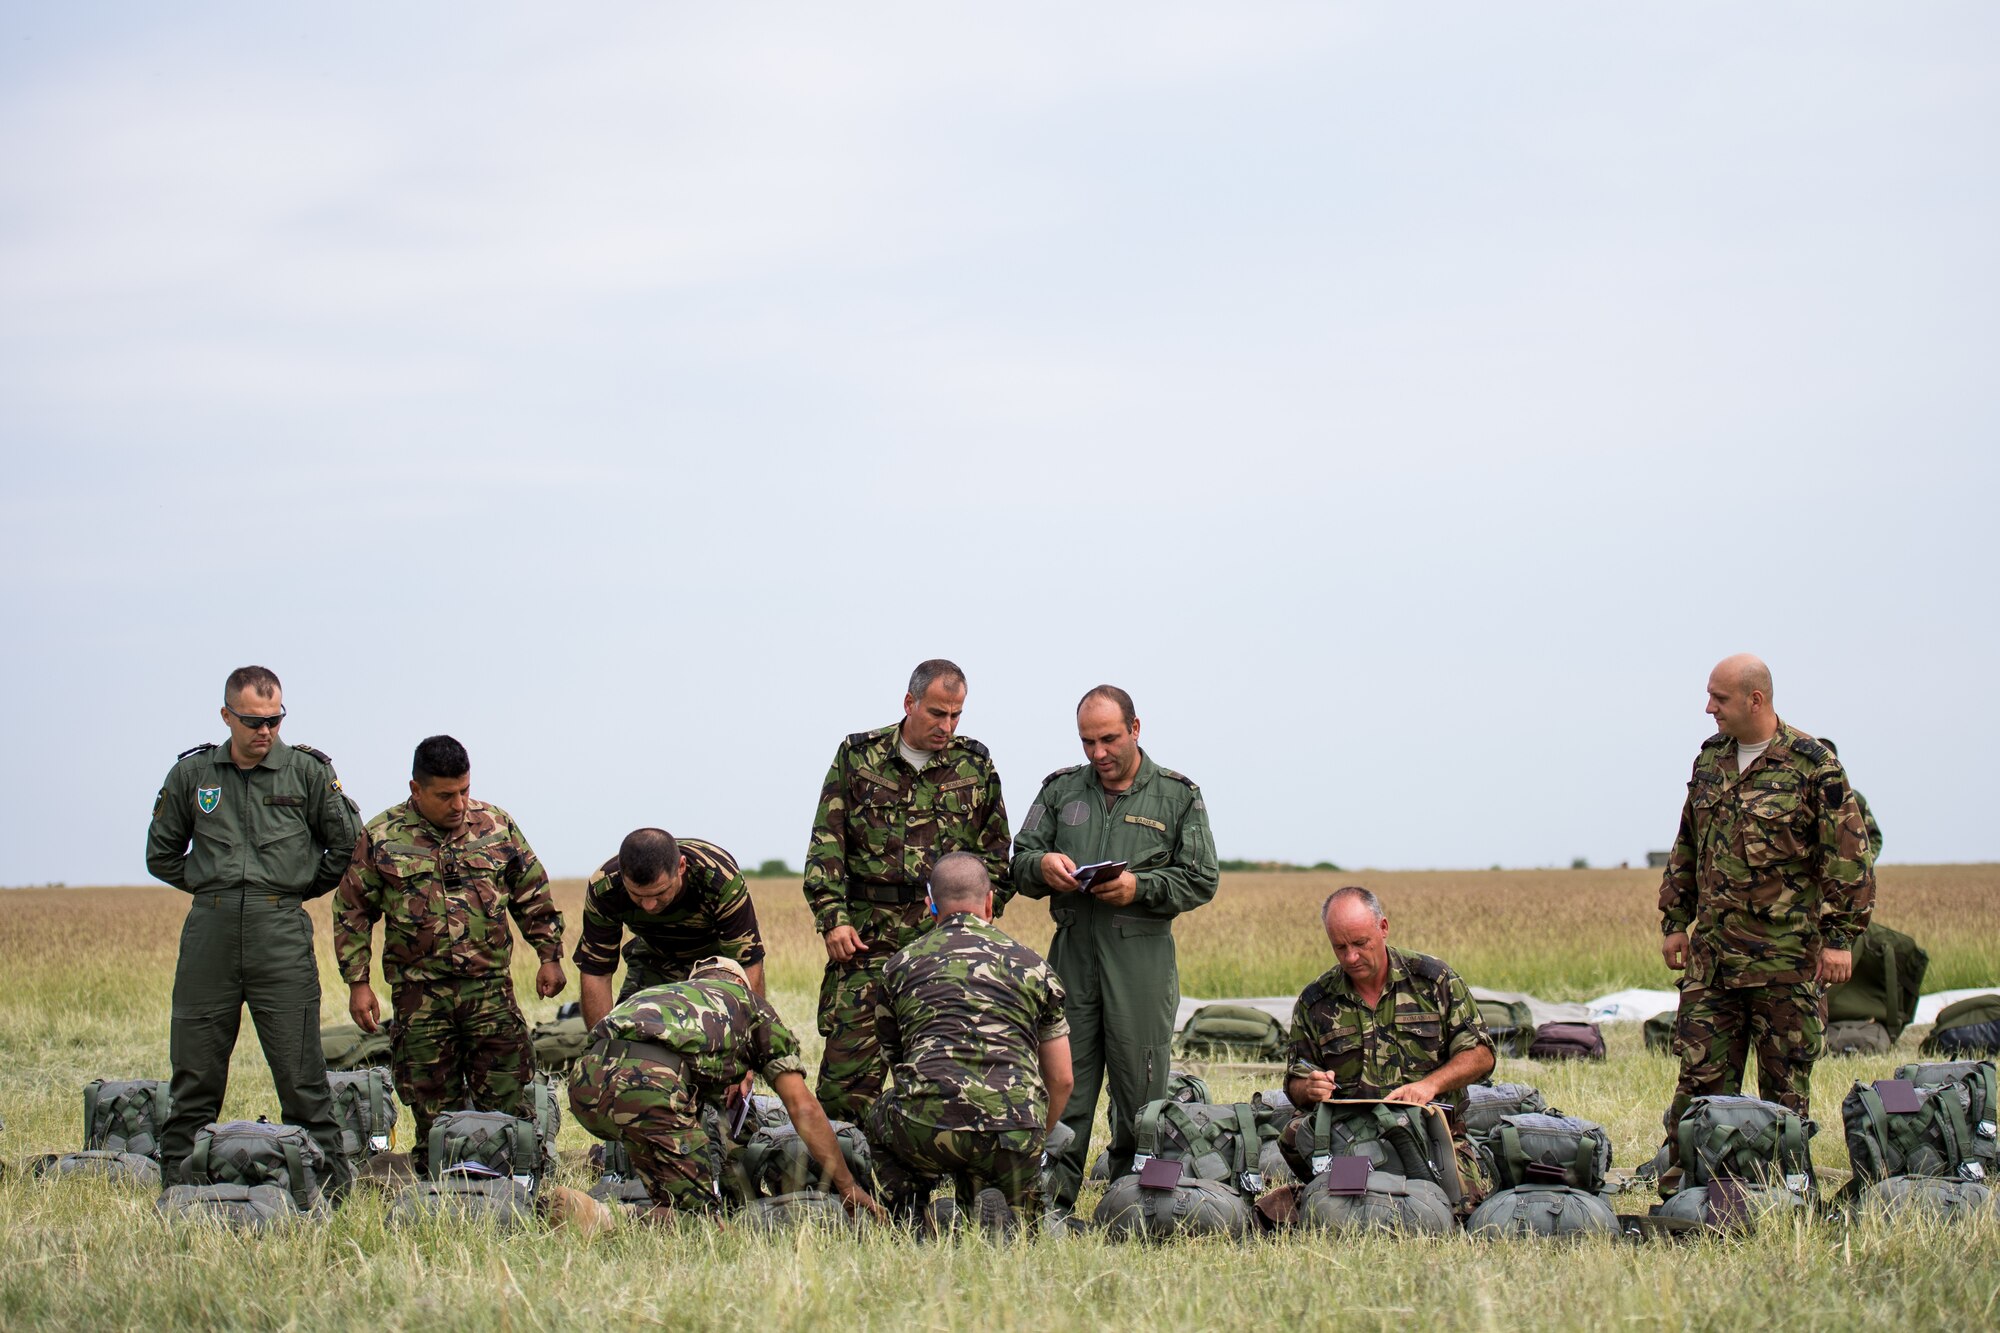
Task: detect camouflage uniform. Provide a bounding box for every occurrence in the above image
[1009,750,1218,1209]
[1855,789,1883,869]
[572,839,766,1002]
[568,974,806,1210]
[865,912,1069,1220]
[1657,722,1874,1184]
[1279,946,1494,1188]
[802,723,1010,1121]
[333,799,564,1169]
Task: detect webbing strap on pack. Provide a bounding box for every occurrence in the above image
[82,1082,103,1150]
[188,1133,211,1184]
[282,1137,307,1208]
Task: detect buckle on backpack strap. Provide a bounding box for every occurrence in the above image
[1978,1120,1997,1140]
[1961,1162,1987,1182]
[1784,1173,1809,1193]
[1310,1155,1330,1176]
[1240,1171,1263,1194]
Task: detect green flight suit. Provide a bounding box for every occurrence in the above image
[1009,750,1218,1210]
[146,737,361,1187]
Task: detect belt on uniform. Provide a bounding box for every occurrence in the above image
[850,881,920,905]
[599,1038,688,1074]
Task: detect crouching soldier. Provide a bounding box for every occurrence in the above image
[334,735,566,1170]
[570,956,884,1221]
[866,852,1074,1228]
[1281,887,1495,1202]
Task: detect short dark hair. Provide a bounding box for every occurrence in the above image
[1077,684,1136,729]
[224,665,282,703]
[619,828,682,887]
[908,659,967,700]
[928,851,990,909]
[412,735,470,782]
[1322,885,1384,925]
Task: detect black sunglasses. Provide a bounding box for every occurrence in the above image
[226,706,287,731]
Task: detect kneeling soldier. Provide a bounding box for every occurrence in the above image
[334,735,566,1169]
[866,852,1074,1226]
[570,956,884,1220]
[1281,886,1495,1195]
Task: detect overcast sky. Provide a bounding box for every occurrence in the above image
[2,4,1994,886]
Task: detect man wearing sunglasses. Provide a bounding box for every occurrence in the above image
[146,665,361,1193]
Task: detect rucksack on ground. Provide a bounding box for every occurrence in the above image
[184,1119,330,1213]
[1166,1070,1211,1104]
[428,1110,543,1191]
[1096,1173,1255,1240]
[156,1183,305,1230]
[33,1078,173,1186]
[1296,1162,1455,1235]
[530,1005,591,1077]
[1856,1175,1997,1222]
[1477,997,1534,1058]
[1674,1095,1815,1195]
[388,1177,541,1228]
[1654,1180,1808,1230]
[321,1022,393,1072]
[1480,1113,1613,1193]
[1176,1005,1285,1061]
[1921,994,2000,1059]
[1825,923,1929,1041]
[1643,1012,1674,1053]
[1290,1101,1461,1209]
[1463,1083,1552,1145]
[327,1068,398,1166]
[1825,1020,1894,1056]
[1841,1061,1997,1190]
[736,1190,869,1233]
[528,1072,564,1175]
[1528,1022,1606,1061]
[1092,1100,1280,1239]
[735,1121,873,1198]
[1466,1184,1619,1238]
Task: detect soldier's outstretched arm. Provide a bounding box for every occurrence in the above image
[769,1072,886,1221]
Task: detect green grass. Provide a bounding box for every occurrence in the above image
[3,866,1998,1330]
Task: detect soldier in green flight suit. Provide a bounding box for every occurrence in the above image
[144,665,361,1190]
[802,659,1011,1123]
[1009,685,1218,1218]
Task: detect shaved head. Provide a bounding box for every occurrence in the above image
[928,850,992,913]
[1714,653,1773,700]
[1705,653,1778,743]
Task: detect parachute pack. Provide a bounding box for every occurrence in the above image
[1840,1060,1997,1196]
[530,1003,592,1077]
[327,1068,399,1168]
[156,1119,332,1226]
[1528,1022,1606,1061]
[1176,1005,1286,1061]
[1477,997,1534,1058]
[34,1078,173,1187]
[1095,1099,1282,1240]
[1824,923,1929,1042]
[1463,1082,1553,1145]
[1921,994,2000,1059]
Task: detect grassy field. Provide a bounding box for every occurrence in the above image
[3,865,1998,1330]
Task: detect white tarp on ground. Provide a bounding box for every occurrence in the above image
[1172,988,1596,1033]
[1913,988,2000,1025]
[1587,989,1680,1023]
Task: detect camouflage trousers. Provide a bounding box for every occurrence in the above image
[391,977,533,1172]
[815,901,931,1123]
[568,1045,720,1211]
[864,1090,1043,1221]
[1659,977,1823,1187]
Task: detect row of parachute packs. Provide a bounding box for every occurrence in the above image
[1082,1058,1999,1241]
[1175,1002,1613,1063]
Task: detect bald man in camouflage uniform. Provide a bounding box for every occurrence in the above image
[803,659,1011,1123]
[1656,655,1874,1194]
[866,852,1073,1226]
[334,735,566,1169]
[569,957,882,1219]
[1281,886,1495,1193]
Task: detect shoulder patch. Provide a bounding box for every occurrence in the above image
[291,744,335,766]
[1158,767,1197,789]
[1819,775,1848,810]
[955,736,990,761]
[1043,764,1086,787]
[847,731,877,749]
[1790,735,1830,766]
[177,742,217,761]
[1404,952,1447,983]
[1699,733,1731,753]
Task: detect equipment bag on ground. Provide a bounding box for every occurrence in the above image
[735,1120,873,1198]
[1096,1172,1256,1240]
[1166,1069,1211,1104]
[1477,997,1534,1058]
[1528,1022,1606,1061]
[388,1176,540,1228]
[1856,1175,1997,1222]
[1292,1100,1462,1209]
[1654,1180,1808,1230]
[184,1119,330,1213]
[528,1072,564,1175]
[428,1110,543,1190]
[33,1077,174,1185]
[530,1004,591,1077]
[1466,1184,1619,1238]
[327,1068,398,1165]
[1297,1160,1455,1235]
[1825,1020,1894,1057]
[1920,994,2000,1059]
[1674,1095,1815,1194]
[156,1183,306,1230]
[1480,1113,1613,1193]
[1131,1099,1283,1196]
[1825,923,1929,1041]
[1841,1061,1998,1188]
[1176,1004,1285,1061]
[1462,1082,1552,1145]
[320,1022,393,1072]
[1643,1012,1674,1053]
[737,1189,868,1233]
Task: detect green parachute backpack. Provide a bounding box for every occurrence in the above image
[320,1022,393,1072]
[1463,1082,1552,1147]
[1477,997,1534,1059]
[1643,1011,1674,1054]
[1654,1180,1808,1231]
[389,1177,541,1228]
[184,1119,331,1213]
[1856,1175,1997,1222]
[1480,1113,1613,1193]
[1166,1069,1211,1104]
[1674,1095,1815,1195]
[1920,994,2000,1059]
[1841,1061,1997,1191]
[1176,1005,1285,1060]
[736,1190,869,1234]
[1825,1020,1894,1056]
[1297,1162,1456,1235]
[327,1068,399,1166]
[1825,923,1929,1041]
[35,1078,174,1186]
[528,1072,564,1176]
[1290,1101,1462,1210]
[428,1110,543,1191]
[156,1183,306,1231]
[1094,1100,1280,1240]
[735,1121,873,1199]
[531,1005,592,1077]
[1467,1184,1620,1238]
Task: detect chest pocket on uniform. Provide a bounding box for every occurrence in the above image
[1741,778,1808,868]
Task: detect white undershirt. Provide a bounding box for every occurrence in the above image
[1735,736,1774,774]
[899,739,937,771]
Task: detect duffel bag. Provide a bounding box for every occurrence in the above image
[387,1177,540,1228]
[1856,1174,1997,1222]
[1481,1113,1613,1193]
[1297,1161,1455,1236]
[1528,1022,1606,1061]
[1094,1172,1254,1240]
[157,1183,305,1231]
[1466,1184,1619,1239]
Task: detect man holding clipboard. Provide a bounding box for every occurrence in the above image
[1009,685,1219,1222]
